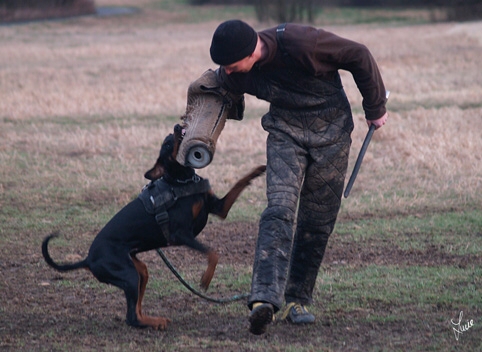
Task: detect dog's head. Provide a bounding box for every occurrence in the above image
[144,124,195,181]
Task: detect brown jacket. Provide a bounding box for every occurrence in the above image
[218,23,387,120]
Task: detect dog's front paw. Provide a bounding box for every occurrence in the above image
[245,165,266,183]
[254,165,267,176]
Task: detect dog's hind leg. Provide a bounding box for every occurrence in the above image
[130,254,171,330]
[89,251,170,330]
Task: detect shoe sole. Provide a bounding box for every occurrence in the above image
[249,303,273,335]
[287,316,316,324]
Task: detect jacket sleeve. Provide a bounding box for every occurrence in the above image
[214,68,246,120]
[334,41,387,120]
[285,26,387,120]
[215,66,251,96]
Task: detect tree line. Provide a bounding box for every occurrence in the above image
[2,0,481,23]
[190,0,482,23]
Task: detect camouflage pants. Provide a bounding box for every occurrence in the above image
[248,94,354,312]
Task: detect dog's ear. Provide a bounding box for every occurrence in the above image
[144,163,164,181]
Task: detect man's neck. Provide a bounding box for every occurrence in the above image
[257,37,267,62]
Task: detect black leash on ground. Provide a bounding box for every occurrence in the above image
[156,248,249,303]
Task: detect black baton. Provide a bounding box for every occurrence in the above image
[344,90,390,198]
[343,124,376,198]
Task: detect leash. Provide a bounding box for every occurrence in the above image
[156,248,249,303]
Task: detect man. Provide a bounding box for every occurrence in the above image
[209,19,388,335]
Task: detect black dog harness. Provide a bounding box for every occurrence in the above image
[138,176,211,244]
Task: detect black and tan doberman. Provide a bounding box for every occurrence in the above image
[42,124,265,330]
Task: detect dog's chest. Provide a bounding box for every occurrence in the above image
[138,177,212,240]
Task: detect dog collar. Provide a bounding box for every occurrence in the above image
[162,174,201,185]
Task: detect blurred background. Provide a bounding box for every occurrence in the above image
[2,0,482,24]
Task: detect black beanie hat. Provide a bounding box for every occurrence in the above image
[210,20,257,66]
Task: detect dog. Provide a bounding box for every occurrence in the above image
[42,124,266,330]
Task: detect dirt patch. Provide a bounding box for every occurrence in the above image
[1,220,478,351]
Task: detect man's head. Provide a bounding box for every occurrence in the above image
[210,20,258,74]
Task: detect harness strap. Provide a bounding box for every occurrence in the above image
[155,210,170,243]
[139,178,211,244]
[276,23,301,69]
[168,178,211,201]
[276,23,288,56]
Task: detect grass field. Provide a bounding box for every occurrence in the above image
[1,1,481,351]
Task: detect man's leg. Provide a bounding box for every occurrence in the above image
[284,119,352,321]
[248,113,307,334]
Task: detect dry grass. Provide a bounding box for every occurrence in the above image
[1,1,481,218]
[1,4,481,351]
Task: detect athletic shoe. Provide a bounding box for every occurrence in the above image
[281,302,315,324]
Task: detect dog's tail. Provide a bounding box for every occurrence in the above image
[42,233,89,272]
